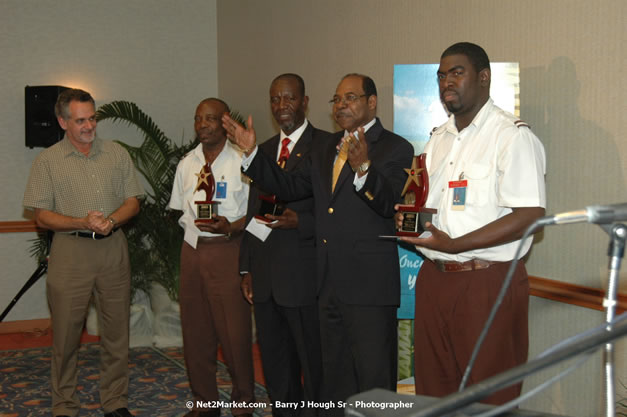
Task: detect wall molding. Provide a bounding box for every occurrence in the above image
[1,221,625,315]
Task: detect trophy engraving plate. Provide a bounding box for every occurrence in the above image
[194,163,219,224]
[397,153,437,237]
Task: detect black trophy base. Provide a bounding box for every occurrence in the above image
[195,201,218,224]
[396,209,434,237]
[254,197,285,222]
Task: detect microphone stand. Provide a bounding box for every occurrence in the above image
[0,231,51,323]
[0,258,48,322]
[600,222,626,417]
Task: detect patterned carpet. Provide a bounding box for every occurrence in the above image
[0,344,271,416]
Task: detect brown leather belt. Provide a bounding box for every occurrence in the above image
[197,231,242,244]
[434,259,498,273]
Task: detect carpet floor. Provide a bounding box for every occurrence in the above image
[0,344,271,416]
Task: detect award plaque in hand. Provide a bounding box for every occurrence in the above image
[194,163,220,224]
[254,194,285,223]
[396,153,437,236]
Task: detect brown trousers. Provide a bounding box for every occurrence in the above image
[414,259,529,405]
[179,236,254,415]
[47,231,131,416]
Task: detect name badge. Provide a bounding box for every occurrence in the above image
[215,182,227,199]
[448,179,467,211]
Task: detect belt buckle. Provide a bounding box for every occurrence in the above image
[92,232,97,240]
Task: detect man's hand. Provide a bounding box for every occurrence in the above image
[394,205,405,230]
[395,206,545,254]
[241,273,253,304]
[398,221,457,253]
[86,210,110,234]
[345,127,369,176]
[265,208,298,230]
[222,114,257,156]
[197,215,231,235]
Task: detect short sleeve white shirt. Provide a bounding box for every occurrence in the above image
[420,99,546,262]
[169,141,250,248]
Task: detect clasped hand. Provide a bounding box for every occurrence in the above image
[86,210,113,235]
[340,127,369,175]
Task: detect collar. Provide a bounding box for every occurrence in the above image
[446,98,494,135]
[59,135,104,157]
[280,119,309,145]
[344,117,377,138]
[191,140,239,166]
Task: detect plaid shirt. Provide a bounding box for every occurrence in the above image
[23,136,144,222]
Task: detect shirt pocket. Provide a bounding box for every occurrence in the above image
[464,163,492,207]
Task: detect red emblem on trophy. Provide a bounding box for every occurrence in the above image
[396,153,437,236]
[194,163,219,224]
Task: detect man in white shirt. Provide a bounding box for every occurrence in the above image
[169,98,254,417]
[398,42,546,404]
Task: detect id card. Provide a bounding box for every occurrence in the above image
[449,179,467,211]
[215,182,227,199]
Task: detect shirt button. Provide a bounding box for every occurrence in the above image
[328,208,334,214]
[441,188,445,192]
[449,161,453,165]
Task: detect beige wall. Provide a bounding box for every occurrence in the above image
[0,0,218,321]
[218,1,626,415]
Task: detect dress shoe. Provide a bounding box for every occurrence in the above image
[104,407,133,417]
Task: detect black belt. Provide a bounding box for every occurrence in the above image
[71,228,118,240]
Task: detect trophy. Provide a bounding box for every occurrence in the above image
[194,163,219,224]
[254,152,289,223]
[254,194,285,223]
[396,153,437,236]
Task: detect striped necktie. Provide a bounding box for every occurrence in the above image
[278,137,291,169]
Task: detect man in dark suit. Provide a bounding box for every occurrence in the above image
[239,73,327,417]
[224,73,413,415]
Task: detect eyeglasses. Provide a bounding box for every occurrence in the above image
[328,94,367,105]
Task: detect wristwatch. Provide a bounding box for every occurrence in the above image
[357,160,371,174]
[107,217,116,226]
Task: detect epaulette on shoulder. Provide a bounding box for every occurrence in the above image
[429,126,439,137]
[514,119,531,129]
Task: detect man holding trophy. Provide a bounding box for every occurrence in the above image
[169,98,254,417]
[397,42,546,404]
[223,73,413,415]
[239,73,328,416]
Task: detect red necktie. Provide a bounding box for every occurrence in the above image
[278,137,291,169]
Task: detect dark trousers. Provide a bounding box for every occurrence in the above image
[255,299,322,417]
[414,259,529,405]
[179,237,255,415]
[47,231,130,417]
[317,285,398,417]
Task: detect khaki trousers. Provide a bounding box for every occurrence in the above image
[47,230,130,416]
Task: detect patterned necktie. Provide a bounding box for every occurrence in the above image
[331,138,349,192]
[278,137,291,169]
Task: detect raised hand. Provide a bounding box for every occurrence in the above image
[345,127,369,175]
[222,114,257,155]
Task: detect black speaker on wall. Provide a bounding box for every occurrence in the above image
[25,85,70,148]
